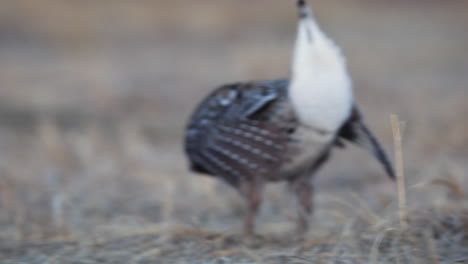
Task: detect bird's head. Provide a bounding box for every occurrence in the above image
[291,0,345,74]
[295,0,314,43]
[297,0,312,19]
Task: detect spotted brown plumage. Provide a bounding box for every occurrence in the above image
[185,80,293,187]
[185,79,394,234]
[184,0,394,234]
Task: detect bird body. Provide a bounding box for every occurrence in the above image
[184,0,394,234]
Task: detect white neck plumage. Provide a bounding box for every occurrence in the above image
[292,5,346,76]
[289,1,353,133]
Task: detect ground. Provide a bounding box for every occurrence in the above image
[0,1,467,263]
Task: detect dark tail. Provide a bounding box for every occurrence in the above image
[358,123,396,180]
[338,108,396,180]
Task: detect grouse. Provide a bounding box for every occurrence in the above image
[185,0,394,234]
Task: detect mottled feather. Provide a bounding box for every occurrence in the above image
[185,80,292,187]
[185,79,395,185]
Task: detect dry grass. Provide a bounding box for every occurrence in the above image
[0,0,467,263]
[391,114,408,229]
[1,208,468,263]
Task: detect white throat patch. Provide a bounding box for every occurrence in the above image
[289,9,353,133]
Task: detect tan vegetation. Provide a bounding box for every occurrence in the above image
[0,0,467,263]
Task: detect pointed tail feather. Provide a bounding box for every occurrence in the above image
[357,123,396,180]
[338,108,396,180]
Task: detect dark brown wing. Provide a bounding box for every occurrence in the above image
[337,106,395,180]
[185,79,292,187]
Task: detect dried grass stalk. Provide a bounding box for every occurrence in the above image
[391,114,408,229]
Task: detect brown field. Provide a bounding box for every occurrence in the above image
[0,0,467,263]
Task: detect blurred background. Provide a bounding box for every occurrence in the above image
[0,0,467,245]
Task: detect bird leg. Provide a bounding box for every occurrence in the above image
[290,176,314,233]
[241,179,263,235]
